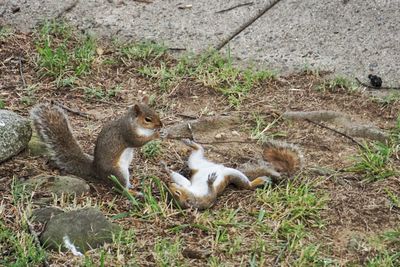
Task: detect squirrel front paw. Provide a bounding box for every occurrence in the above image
[207,172,218,184]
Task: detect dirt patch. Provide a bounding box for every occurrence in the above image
[1,32,399,265]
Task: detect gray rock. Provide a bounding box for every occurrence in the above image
[31,207,64,224]
[23,175,90,196]
[40,208,121,252]
[0,110,32,162]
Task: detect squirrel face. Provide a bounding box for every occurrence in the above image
[124,101,163,146]
[170,183,215,210]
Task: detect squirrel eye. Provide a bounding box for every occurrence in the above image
[174,190,181,196]
[144,117,152,123]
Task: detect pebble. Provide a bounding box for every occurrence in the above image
[231,130,240,136]
[215,133,226,139]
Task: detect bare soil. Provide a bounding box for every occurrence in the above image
[1,32,399,266]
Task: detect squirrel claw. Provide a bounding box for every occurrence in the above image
[207,172,218,184]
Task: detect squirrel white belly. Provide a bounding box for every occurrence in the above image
[162,139,282,210]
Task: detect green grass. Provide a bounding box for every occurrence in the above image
[0,26,14,41]
[138,50,275,106]
[83,85,122,100]
[35,20,97,86]
[301,63,322,77]
[0,220,47,266]
[317,76,358,93]
[153,238,184,267]
[108,175,140,208]
[385,189,400,209]
[140,175,173,218]
[0,99,5,109]
[141,140,162,159]
[390,114,400,147]
[348,115,400,182]
[20,84,38,106]
[0,179,48,266]
[118,41,168,61]
[366,228,400,266]
[255,178,328,261]
[34,21,274,105]
[348,141,397,182]
[250,113,285,141]
[110,229,138,265]
[371,92,400,107]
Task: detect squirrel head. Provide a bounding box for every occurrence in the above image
[125,96,163,146]
[169,183,215,210]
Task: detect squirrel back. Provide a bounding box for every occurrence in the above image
[30,104,95,179]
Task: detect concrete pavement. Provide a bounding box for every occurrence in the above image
[1,0,399,86]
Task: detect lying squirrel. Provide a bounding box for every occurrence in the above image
[30,97,163,189]
[162,139,302,210]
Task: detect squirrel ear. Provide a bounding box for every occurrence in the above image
[129,104,142,116]
[141,95,149,105]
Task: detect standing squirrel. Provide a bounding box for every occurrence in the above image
[162,139,302,210]
[30,97,163,189]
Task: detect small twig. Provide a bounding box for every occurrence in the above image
[305,119,365,149]
[216,2,254,13]
[216,0,282,50]
[355,77,400,90]
[52,101,93,119]
[18,56,27,89]
[27,220,50,267]
[168,47,186,51]
[55,0,79,19]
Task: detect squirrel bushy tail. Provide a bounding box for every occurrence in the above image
[262,140,303,175]
[30,104,94,179]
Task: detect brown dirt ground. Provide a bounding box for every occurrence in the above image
[1,32,399,266]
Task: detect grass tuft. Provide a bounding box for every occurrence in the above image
[138,49,275,106]
[366,228,400,266]
[0,179,48,266]
[0,26,14,41]
[348,141,397,182]
[317,76,358,93]
[153,238,183,267]
[119,41,168,61]
[141,140,162,159]
[35,20,97,86]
